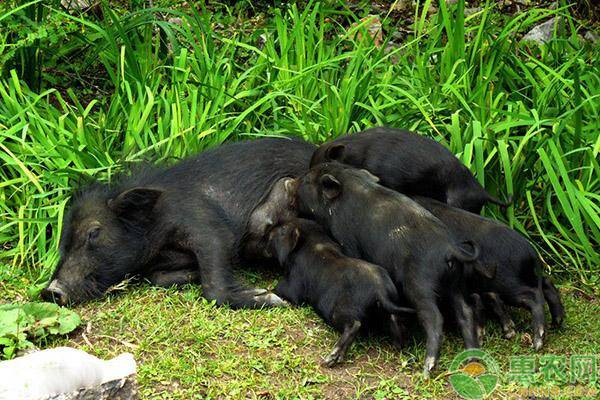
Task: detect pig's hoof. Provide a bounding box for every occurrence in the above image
[254,291,289,307]
[551,317,563,329]
[476,326,485,346]
[322,352,343,367]
[532,327,544,351]
[504,329,516,339]
[248,288,269,296]
[422,356,436,379]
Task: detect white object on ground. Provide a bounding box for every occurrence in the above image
[0,347,136,400]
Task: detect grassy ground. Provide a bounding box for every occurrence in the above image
[2,270,599,399]
[1,0,599,398]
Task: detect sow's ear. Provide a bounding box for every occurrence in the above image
[325,144,345,161]
[276,226,301,265]
[108,187,163,221]
[320,174,342,200]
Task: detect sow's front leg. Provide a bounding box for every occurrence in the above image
[198,240,287,308]
[180,211,287,309]
[146,249,199,287]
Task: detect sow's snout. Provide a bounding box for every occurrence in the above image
[40,279,69,306]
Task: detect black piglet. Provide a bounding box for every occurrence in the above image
[266,218,415,366]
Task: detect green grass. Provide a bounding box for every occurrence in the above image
[1,0,599,398]
[0,1,597,289]
[2,271,599,399]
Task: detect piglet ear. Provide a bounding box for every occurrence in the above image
[108,187,163,220]
[290,227,300,251]
[320,174,342,200]
[326,144,345,161]
[276,226,301,265]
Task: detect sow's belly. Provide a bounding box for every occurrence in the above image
[190,137,316,225]
[148,137,315,270]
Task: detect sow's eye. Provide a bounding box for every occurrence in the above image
[87,226,101,242]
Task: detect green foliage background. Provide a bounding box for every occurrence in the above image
[0,0,599,293]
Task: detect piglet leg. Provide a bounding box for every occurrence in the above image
[470,293,485,346]
[542,278,565,328]
[415,301,444,379]
[322,320,362,367]
[452,293,479,350]
[484,292,516,339]
[520,289,546,351]
[389,314,409,349]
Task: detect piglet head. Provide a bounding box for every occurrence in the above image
[296,162,346,221]
[309,143,347,167]
[265,221,301,265]
[244,177,300,260]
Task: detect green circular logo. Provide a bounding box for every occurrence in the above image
[448,349,500,400]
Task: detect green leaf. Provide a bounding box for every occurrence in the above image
[57,308,81,335]
[22,302,60,320]
[0,303,81,359]
[0,308,20,336]
[3,345,16,359]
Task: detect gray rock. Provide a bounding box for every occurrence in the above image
[521,17,560,44]
[45,375,138,400]
[60,0,94,11]
[1,347,136,400]
[584,31,599,44]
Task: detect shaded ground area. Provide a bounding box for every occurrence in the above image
[2,274,598,399]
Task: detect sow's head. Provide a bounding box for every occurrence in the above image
[41,184,163,305]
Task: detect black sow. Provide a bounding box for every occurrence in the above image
[41,137,316,309]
